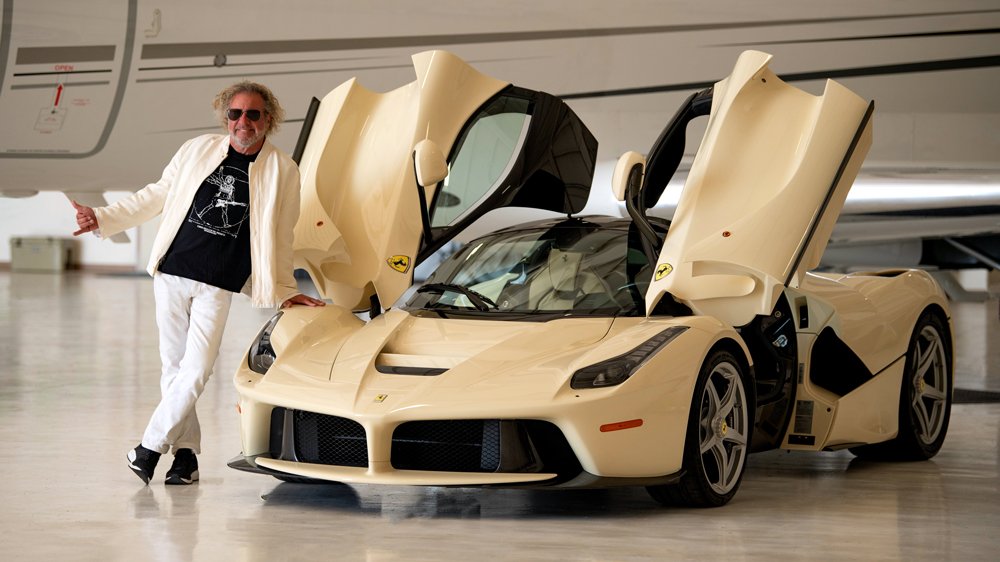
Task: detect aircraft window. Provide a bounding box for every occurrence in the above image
[430,95,531,227]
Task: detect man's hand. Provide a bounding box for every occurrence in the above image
[280,294,326,309]
[70,199,99,236]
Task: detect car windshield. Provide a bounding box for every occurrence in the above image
[405,220,654,317]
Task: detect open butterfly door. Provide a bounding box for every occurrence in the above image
[645,50,874,326]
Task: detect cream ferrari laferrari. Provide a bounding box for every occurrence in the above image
[229,50,953,507]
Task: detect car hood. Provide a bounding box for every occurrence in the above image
[645,50,874,326]
[261,310,617,414]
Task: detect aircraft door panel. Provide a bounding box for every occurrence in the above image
[0,0,133,158]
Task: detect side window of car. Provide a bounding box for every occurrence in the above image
[430,95,531,228]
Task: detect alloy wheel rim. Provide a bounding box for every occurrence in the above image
[911,324,948,444]
[698,361,748,495]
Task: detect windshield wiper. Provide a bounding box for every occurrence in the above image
[417,283,498,312]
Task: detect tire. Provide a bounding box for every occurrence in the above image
[648,347,752,508]
[851,310,952,461]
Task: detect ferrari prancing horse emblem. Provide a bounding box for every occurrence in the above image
[654,262,673,281]
[387,255,410,273]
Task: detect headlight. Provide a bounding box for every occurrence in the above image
[570,326,688,389]
[248,311,283,375]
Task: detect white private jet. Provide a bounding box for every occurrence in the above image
[1,0,998,269]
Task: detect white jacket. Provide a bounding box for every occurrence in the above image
[95,134,301,308]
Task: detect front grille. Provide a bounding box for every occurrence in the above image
[392,420,501,472]
[268,409,582,481]
[291,410,368,467]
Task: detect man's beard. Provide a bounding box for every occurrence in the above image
[232,129,265,149]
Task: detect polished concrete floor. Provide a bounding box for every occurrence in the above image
[1,270,998,561]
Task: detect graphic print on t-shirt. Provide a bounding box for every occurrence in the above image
[188,164,249,238]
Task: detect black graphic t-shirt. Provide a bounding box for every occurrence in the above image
[158,145,257,292]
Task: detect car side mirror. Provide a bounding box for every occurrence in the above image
[612,151,645,202]
[413,139,448,187]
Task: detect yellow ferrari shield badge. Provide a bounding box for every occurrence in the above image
[387,255,410,273]
[655,262,673,281]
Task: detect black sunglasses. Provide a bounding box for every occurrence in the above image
[227,108,264,122]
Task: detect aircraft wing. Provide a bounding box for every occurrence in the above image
[636,175,1000,270]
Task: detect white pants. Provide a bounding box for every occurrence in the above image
[142,273,233,455]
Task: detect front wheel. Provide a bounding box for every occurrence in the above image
[648,347,752,507]
[851,310,952,461]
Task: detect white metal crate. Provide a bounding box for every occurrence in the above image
[10,237,72,272]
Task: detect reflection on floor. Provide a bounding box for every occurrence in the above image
[0,271,997,560]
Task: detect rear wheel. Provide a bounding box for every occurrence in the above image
[851,310,952,460]
[648,348,751,507]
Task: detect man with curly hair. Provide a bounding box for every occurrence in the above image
[69,81,324,485]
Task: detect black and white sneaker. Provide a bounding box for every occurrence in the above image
[165,449,199,485]
[127,444,161,485]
